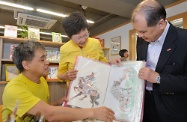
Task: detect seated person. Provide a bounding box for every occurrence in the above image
[119,49,129,61]
[2,40,115,122]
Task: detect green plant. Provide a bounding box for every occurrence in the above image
[18,25,28,38]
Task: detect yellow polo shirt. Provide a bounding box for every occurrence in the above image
[58,37,107,82]
[2,74,49,122]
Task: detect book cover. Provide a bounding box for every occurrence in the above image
[67,56,145,122]
[28,27,40,40]
[46,65,58,81]
[52,32,62,43]
[10,44,18,60]
[46,50,60,62]
[4,25,17,38]
[5,64,20,82]
[56,51,60,62]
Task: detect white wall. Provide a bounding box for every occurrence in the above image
[98,1,187,60]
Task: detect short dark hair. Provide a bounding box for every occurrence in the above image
[12,40,45,72]
[119,49,128,57]
[62,12,89,38]
[132,0,166,27]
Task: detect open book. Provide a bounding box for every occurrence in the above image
[67,56,145,122]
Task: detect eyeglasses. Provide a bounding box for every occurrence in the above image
[73,32,90,42]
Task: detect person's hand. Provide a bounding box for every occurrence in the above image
[108,58,122,66]
[57,96,68,105]
[138,67,159,83]
[91,106,115,122]
[66,69,78,81]
[51,96,68,106]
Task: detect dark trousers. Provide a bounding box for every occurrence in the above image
[143,90,161,122]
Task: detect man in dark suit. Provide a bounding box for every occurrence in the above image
[131,0,187,122]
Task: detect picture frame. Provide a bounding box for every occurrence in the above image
[5,64,20,81]
[110,36,121,55]
[46,65,59,81]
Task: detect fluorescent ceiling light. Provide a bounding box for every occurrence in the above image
[87,20,94,24]
[40,32,68,38]
[0,26,5,29]
[0,1,34,11]
[39,32,52,35]
[0,1,94,24]
[37,9,67,17]
[61,35,68,38]
[36,8,94,24]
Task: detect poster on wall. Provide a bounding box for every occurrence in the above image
[111,36,121,55]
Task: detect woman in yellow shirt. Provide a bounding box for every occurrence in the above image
[57,12,120,82]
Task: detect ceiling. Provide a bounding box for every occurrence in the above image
[0,0,179,41]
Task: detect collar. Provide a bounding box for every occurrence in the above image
[150,21,170,46]
[155,21,170,46]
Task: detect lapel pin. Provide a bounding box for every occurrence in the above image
[167,48,171,51]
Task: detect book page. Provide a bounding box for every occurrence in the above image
[68,57,145,122]
[103,61,145,122]
[67,56,111,108]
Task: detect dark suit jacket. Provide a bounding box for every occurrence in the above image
[137,23,187,122]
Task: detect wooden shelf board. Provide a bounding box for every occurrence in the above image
[1,59,12,62]
[0,36,65,47]
[0,81,7,84]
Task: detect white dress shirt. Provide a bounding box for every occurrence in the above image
[146,21,170,91]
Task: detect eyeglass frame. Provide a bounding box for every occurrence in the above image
[71,31,90,42]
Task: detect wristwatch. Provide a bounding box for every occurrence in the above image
[156,74,161,84]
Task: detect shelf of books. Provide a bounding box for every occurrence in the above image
[0,36,110,83]
[0,36,64,83]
